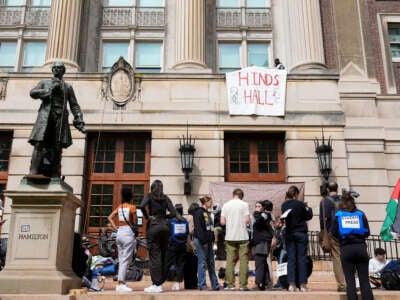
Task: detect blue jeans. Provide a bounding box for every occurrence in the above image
[194,238,219,290]
[285,231,308,285]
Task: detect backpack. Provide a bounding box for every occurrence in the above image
[381,270,400,290]
[125,262,144,282]
[170,219,189,244]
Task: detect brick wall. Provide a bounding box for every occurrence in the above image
[366,0,400,94]
[320,0,338,70]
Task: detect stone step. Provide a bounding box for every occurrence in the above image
[2,290,400,300]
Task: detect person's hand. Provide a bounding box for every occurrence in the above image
[74,122,86,134]
[270,237,277,252]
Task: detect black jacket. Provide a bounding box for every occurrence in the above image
[281,199,313,234]
[252,211,274,245]
[140,194,177,219]
[319,194,341,230]
[193,207,214,245]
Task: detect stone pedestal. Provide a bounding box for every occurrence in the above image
[0,179,83,294]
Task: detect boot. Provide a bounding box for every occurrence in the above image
[90,278,102,292]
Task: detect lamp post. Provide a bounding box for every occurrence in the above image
[314,129,333,182]
[179,126,196,195]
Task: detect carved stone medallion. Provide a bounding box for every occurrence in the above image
[106,57,135,107]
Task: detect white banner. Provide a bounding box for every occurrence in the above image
[226,66,287,116]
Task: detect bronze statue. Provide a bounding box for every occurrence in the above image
[28,62,86,178]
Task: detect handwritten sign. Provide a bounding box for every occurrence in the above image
[276,263,288,277]
[226,66,287,116]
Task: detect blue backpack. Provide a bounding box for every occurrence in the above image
[170,219,189,245]
[336,210,368,238]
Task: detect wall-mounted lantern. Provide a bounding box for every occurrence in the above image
[314,129,333,182]
[179,126,196,195]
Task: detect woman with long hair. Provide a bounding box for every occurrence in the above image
[140,180,181,293]
[108,187,137,293]
[280,185,313,292]
[330,192,373,300]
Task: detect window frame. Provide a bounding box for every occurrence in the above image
[84,132,151,233]
[389,24,400,62]
[224,132,285,182]
[134,41,162,73]
[218,42,241,73]
[247,42,270,68]
[0,40,17,72]
[21,40,46,72]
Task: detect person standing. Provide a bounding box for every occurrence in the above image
[184,202,199,289]
[221,188,250,291]
[107,188,137,293]
[141,180,181,293]
[281,185,313,292]
[193,196,220,291]
[330,192,373,300]
[251,200,274,291]
[319,181,346,292]
[165,204,189,291]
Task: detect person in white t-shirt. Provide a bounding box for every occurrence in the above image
[369,248,389,288]
[221,188,250,291]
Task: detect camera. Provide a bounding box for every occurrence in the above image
[341,188,360,198]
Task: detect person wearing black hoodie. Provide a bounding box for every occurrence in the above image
[281,185,313,292]
[251,200,274,291]
[193,196,220,291]
[141,180,181,293]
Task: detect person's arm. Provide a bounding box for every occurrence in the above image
[363,213,370,238]
[329,214,339,239]
[304,203,313,221]
[193,210,208,245]
[140,195,150,219]
[30,80,51,99]
[67,85,86,133]
[244,203,250,225]
[220,205,226,226]
[107,206,119,231]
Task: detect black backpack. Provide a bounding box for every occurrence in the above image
[381,270,400,290]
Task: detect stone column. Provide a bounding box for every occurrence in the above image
[44,0,83,71]
[287,0,326,71]
[173,0,207,70]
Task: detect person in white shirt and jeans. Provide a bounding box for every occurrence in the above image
[221,188,250,291]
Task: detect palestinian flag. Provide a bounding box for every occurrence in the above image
[380,179,400,241]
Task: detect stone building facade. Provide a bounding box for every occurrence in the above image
[0,0,399,238]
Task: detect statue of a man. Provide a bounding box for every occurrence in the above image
[28,61,86,178]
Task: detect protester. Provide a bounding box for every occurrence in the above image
[319,181,346,292]
[369,248,389,288]
[330,192,373,300]
[184,202,199,289]
[281,185,313,292]
[221,188,250,291]
[141,180,181,293]
[107,188,137,293]
[193,196,220,291]
[251,200,274,291]
[165,204,189,291]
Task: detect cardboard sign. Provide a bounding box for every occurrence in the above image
[276,263,288,277]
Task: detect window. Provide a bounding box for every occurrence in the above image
[219,43,240,73]
[4,0,25,5]
[138,0,163,6]
[247,0,269,7]
[389,26,400,60]
[248,43,269,67]
[106,0,132,6]
[22,42,46,72]
[218,0,239,7]
[135,42,161,73]
[0,132,12,187]
[0,42,17,72]
[31,0,51,5]
[225,133,285,182]
[102,42,129,72]
[85,133,150,232]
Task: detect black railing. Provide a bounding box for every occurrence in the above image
[308,231,400,260]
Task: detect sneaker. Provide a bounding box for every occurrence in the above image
[299,284,309,292]
[239,287,250,291]
[212,286,221,291]
[288,283,298,292]
[224,286,235,291]
[144,284,163,293]
[172,282,180,291]
[199,286,208,291]
[213,244,218,251]
[116,284,132,293]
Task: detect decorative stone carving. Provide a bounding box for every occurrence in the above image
[0,78,7,101]
[102,57,136,107]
